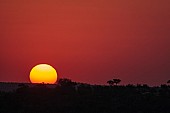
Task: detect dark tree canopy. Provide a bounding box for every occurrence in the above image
[167,80,170,84]
[107,78,121,86]
[58,78,77,86]
[0,79,170,113]
[113,79,121,85]
[107,80,114,86]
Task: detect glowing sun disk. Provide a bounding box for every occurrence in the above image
[30,64,57,84]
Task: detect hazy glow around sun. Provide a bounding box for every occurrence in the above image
[30,64,57,84]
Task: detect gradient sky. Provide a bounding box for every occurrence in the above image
[0,0,170,86]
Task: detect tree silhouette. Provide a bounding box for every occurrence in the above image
[58,78,77,87]
[107,79,121,86]
[113,79,121,85]
[107,80,114,86]
[1,81,170,113]
[167,80,170,84]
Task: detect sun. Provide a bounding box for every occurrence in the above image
[30,64,57,84]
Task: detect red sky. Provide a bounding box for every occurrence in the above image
[0,0,170,86]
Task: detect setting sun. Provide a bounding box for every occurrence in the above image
[30,64,57,84]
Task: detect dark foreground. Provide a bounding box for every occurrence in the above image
[0,84,170,113]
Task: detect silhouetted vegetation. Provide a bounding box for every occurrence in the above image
[0,80,170,113]
[167,80,170,84]
[58,78,77,87]
[113,79,121,85]
[107,80,114,86]
[107,78,121,86]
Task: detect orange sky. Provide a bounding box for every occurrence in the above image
[0,0,170,85]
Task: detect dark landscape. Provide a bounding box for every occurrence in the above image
[0,79,170,113]
[0,0,170,113]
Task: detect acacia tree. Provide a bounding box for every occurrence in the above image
[107,80,114,86]
[113,79,121,86]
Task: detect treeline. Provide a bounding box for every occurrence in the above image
[0,79,170,113]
